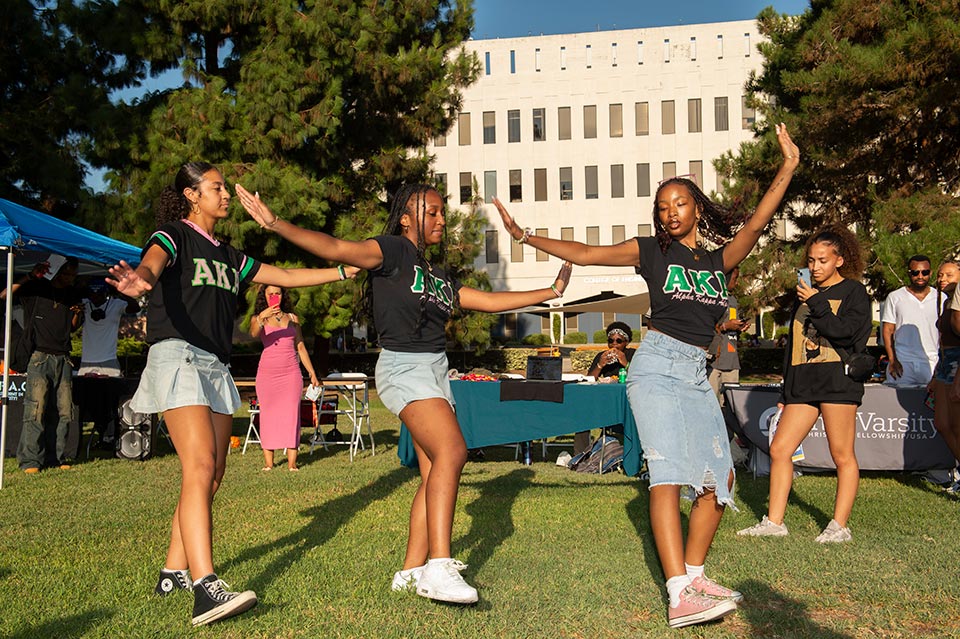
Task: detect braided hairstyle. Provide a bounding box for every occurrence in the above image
[803,224,864,280]
[652,177,740,253]
[155,162,216,228]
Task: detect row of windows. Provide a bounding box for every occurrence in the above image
[483,226,654,264]
[437,97,755,146]
[438,162,708,205]
[482,33,753,75]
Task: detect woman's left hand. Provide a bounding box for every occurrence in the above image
[796,277,816,302]
[309,375,320,388]
[553,261,573,295]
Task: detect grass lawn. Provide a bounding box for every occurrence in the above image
[0,392,957,638]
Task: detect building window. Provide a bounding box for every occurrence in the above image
[435,173,447,198]
[690,37,697,61]
[637,40,644,64]
[533,108,546,141]
[611,164,624,198]
[535,47,541,72]
[565,315,579,332]
[585,44,592,68]
[559,167,573,200]
[637,163,651,197]
[459,172,472,204]
[583,105,597,139]
[561,227,574,241]
[611,42,618,66]
[689,161,703,186]
[458,113,471,145]
[508,109,521,142]
[433,133,446,147]
[485,230,498,264]
[560,46,566,70]
[535,228,549,261]
[511,236,524,262]
[509,169,522,202]
[663,38,670,63]
[483,170,497,203]
[484,51,491,75]
[744,32,751,56]
[742,95,756,129]
[714,96,729,131]
[661,100,675,135]
[534,168,547,201]
[558,106,571,141]
[717,34,724,59]
[510,50,516,74]
[688,98,702,133]
[483,111,496,144]
[612,225,626,244]
[638,223,652,237]
[586,226,600,245]
[662,162,677,182]
[585,165,598,199]
[635,102,649,135]
[609,103,623,138]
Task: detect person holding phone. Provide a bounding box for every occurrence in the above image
[738,224,871,542]
[250,283,354,471]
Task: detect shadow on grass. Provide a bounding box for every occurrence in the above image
[7,609,113,639]
[222,466,413,593]
[735,473,832,530]
[735,579,852,638]
[457,467,533,574]
[624,482,661,589]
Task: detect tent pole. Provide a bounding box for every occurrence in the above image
[1,248,13,489]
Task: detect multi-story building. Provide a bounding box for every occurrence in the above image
[427,20,765,342]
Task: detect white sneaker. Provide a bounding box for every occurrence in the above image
[814,519,852,543]
[416,559,478,604]
[737,515,789,537]
[391,566,424,592]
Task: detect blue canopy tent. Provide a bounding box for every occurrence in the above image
[0,198,141,489]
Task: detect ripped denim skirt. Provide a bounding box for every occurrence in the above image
[626,330,736,508]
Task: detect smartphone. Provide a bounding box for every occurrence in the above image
[267,293,281,307]
[797,268,811,288]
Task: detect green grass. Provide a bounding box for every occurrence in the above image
[1,395,957,638]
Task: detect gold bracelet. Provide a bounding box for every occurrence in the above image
[265,216,280,228]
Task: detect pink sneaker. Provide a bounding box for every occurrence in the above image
[691,575,744,603]
[668,585,737,628]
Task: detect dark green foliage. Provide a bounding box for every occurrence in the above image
[563,331,587,344]
[522,333,551,347]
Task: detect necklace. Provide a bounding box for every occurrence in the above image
[680,241,701,261]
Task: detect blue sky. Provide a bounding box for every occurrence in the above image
[471,0,810,39]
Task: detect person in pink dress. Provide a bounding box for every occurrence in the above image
[251,284,347,471]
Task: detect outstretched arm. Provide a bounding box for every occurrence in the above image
[459,262,573,313]
[494,198,640,267]
[722,123,800,272]
[253,264,359,290]
[106,246,169,298]
[235,184,384,270]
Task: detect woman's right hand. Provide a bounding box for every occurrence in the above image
[492,197,524,241]
[235,184,279,229]
[106,261,152,297]
[258,304,282,325]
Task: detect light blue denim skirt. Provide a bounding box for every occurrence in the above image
[130,339,240,415]
[626,331,736,508]
[375,349,454,417]
[934,346,960,384]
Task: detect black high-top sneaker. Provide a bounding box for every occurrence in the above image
[154,569,191,596]
[191,574,257,627]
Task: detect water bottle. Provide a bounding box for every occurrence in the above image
[521,441,532,465]
[618,367,627,384]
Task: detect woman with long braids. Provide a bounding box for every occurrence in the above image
[107,162,350,627]
[236,182,572,604]
[495,125,799,629]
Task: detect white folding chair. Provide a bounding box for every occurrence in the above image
[242,409,260,454]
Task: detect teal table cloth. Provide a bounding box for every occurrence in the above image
[397,380,642,476]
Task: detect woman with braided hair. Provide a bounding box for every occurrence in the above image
[236,182,572,604]
[495,124,799,629]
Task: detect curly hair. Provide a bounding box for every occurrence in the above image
[652,177,741,253]
[155,162,216,228]
[253,285,292,315]
[803,224,864,280]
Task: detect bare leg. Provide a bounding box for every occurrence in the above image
[402,438,431,570]
[262,449,274,470]
[649,484,685,578]
[286,447,298,470]
[767,404,821,525]
[934,381,960,462]
[684,471,734,566]
[820,403,859,527]
[399,399,467,562]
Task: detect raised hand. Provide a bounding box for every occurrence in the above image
[235,184,279,229]
[106,261,152,298]
[492,197,524,241]
[554,261,573,295]
[775,122,800,165]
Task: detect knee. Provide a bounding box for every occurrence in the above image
[768,439,795,463]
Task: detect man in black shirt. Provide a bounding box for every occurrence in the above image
[2,257,84,472]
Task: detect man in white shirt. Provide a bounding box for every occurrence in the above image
[880,255,944,387]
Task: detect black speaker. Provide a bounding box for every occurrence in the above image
[117,399,153,461]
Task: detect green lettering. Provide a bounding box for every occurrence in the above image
[663,265,693,293]
[690,270,720,297]
[410,265,426,293]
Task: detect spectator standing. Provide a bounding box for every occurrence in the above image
[1,257,84,473]
[881,255,944,387]
[708,267,750,403]
[930,261,960,492]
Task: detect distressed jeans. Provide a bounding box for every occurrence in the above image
[17,352,73,469]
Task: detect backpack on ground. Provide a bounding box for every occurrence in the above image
[568,435,624,474]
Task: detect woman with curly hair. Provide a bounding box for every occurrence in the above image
[738,224,871,543]
[496,125,799,628]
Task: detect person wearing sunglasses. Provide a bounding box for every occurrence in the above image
[880,255,945,388]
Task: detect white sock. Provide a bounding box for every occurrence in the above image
[399,565,424,576]
[666,575,692,608]
[427,557,451,566]
[685,563,705,580]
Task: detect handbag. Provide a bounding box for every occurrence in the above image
[836,346,874,383]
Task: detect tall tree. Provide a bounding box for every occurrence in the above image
[716,0,960,316]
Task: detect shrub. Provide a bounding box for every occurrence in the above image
[593,329,607,344]
[563,331,587,344]
[570,350,598,372]
[502,348,539,371]
[522,333,551,346]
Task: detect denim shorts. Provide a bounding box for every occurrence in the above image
[375,349,454,417]
[626,331,736,508]
[130,339,240,415]
[934,346,960,384]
